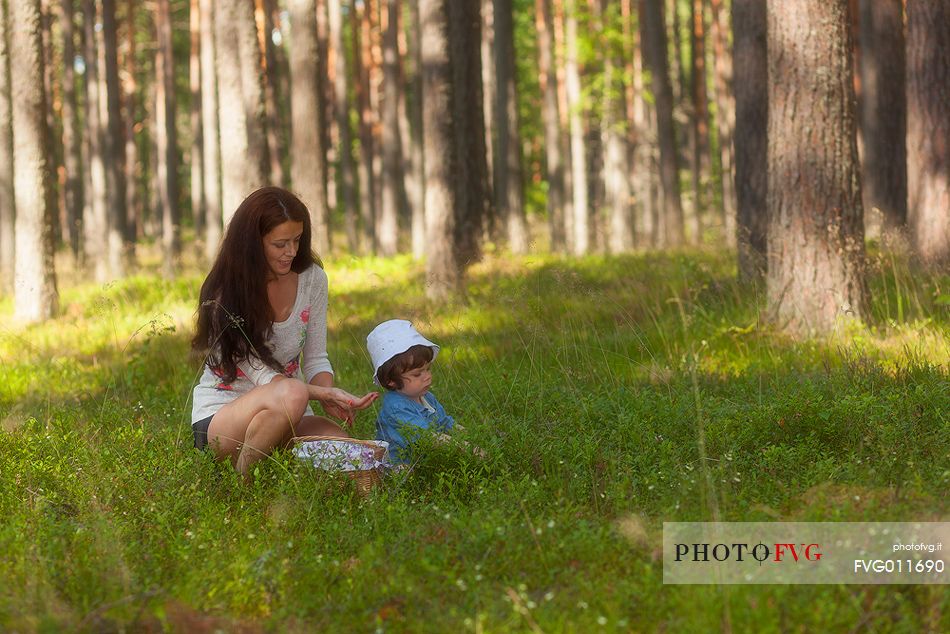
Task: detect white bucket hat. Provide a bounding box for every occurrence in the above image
[367,319,440,385]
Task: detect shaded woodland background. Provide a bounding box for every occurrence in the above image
[0,0,947,331]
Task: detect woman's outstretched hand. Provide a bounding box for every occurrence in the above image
[314,388,378,426]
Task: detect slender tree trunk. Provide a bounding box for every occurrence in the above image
[190,0,205,239]
[448,0,489,266]
[565,1,589,254]
[200,0,221,259]
[601,0,633,253]
[315,0,331,206]
[493,0,528,253]
[0,0,14,293]
[553,0,574,250]
[101,0,127,275]
[538,0,566,253]
[905,0,949,264]
[406,0,426,258]
[260,0,284,186]
[421,0,461,299]
[688,0,708,244]
[353,0,376,252]
[858,0,905,236]
[58,0,81,264]
[329,0,357,252]
[480,0,495,222]
[82,0,108,282]
[642,0,683,246]
[627,0,655,248]
[123,0,139,249]
[766,0,866,335]
[288,0,330,254]
[733,0,767,281]
[10,0,58,322]
[709,0,736,247]
[215,0,267,222]
[155,0,179,277]
[377,0,402,256]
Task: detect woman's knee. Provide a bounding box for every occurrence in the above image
[271,378,309,419]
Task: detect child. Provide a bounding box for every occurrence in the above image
[367,319,457,464]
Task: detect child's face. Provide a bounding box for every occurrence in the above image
[394,362,432,400]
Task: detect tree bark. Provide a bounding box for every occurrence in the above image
[60,0,82,260]
[123,0,139,248]
[353,0,376,252]
[329,0,357,252]
[82,0,108,282]
[288,0,330,254]
[101,0,127,275]
[905,0,949,264]
[260,0,285,186]
[200,0,222,260]
[601,0,633,253]
[10,0,58,322]
[565,1,589,254]
[733,0,767,282]
[494,0,528,253]
[629,0,656,248]
[377,0,402,256]
[480,0,495,220]
[215,0,267,223]
[155,0,180,277]
[709,0,736,247]
[406,0,426,258]
[538,0,566,253]
[688,0,708,244]
[0,0,14,293]
[642,0,683,246]
[766,0,866,335]
[190,0,205,239]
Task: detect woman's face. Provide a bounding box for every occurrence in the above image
[262,220,304,278]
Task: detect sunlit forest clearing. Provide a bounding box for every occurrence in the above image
[1,248,947,630]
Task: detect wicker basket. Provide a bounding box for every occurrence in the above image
[292,435,388,495]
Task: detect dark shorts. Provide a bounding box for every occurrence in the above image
[193,415,214,451]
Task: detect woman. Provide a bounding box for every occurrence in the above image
[190,187,377,477]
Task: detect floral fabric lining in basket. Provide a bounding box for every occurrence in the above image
[293,436,390,494]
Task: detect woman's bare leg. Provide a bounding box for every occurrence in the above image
[207,378,309,477]
[294,415,351,438]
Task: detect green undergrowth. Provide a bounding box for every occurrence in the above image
[0,249,947,632]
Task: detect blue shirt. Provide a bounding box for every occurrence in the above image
[375,390,455,463]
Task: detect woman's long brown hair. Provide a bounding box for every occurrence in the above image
[191,187,323,383]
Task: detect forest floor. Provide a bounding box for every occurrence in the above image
[0,248,947,632]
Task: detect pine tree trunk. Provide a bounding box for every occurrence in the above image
[200,0,222,260]
[315,0,331,205]
[155,0,180,277]
[688,0,708,244]
[565,0,589,254]
[448,0,489,266]
[858,0,905,236]
[494,0,527,253]
[102,0,127,275]
[190,0,205,239]
[377,0,402,256]
[905,0,949,265]
[215,0,267,223]
[733,0,767,282]
[329,0,357,252]
[766,0,866,335]
[10,0,58,322]
[260,0,285,186]
[642,0,683,246]
[82,0,108,282]
[538,0,566,253]
[123,0,139,248]
[553,0,574,250]
[0,0,14,293]
[709,0,736,247]
[353,0,376,253]
[40,0,62,251]
[601,0,633,253]
[406,0,426,258]
[289,0,330,254]
[421,0,461,299]
[60,0,81,260]
[480,0,495,232]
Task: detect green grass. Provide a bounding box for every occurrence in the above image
[0,248,948,632]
